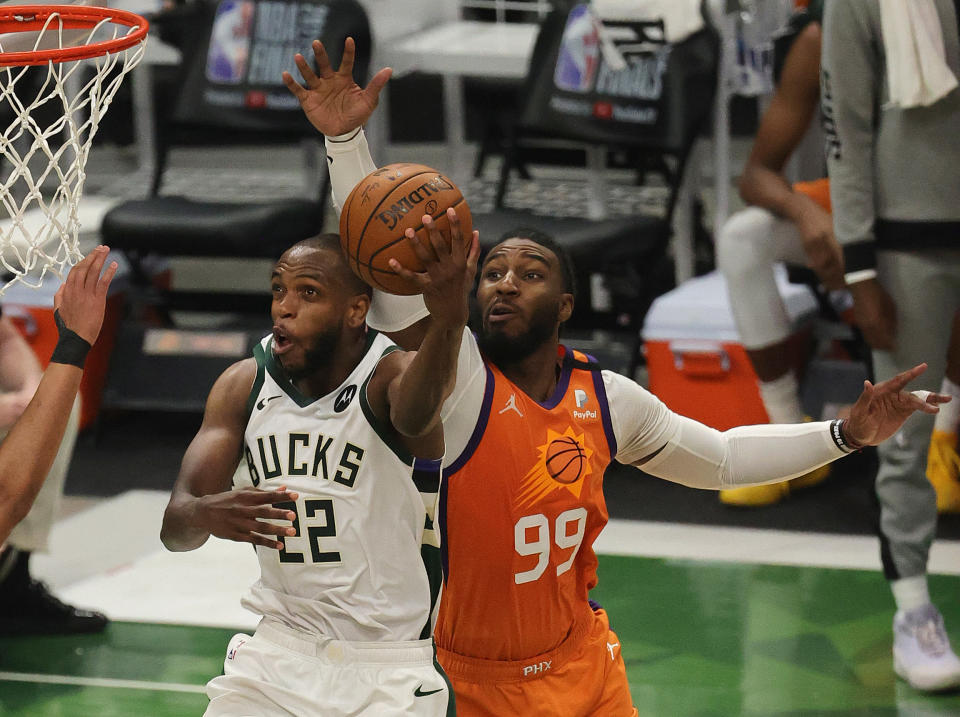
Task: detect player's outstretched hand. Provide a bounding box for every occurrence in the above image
[282,37,392,137]
[393,208,480,331]
[843,363,950,447]
[196,486,300,550]
[53,245,118,345]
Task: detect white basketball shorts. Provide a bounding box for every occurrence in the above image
[204,618,454,716]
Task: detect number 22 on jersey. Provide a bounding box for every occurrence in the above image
[274,499,341,565]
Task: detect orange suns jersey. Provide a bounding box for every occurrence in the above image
[434,346,616,661]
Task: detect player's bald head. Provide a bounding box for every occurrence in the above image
[277,234,370,297]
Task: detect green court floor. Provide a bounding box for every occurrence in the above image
[2,555,959,716]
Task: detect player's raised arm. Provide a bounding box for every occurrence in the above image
[283,37,390,212]
[364,210,480,452]
[0,246,117,544]
[160,361,298,552]
[285,38,439,344]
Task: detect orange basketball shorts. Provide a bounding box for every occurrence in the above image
[437,608,637,717]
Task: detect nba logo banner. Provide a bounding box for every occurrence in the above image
[175,0,370,133]
[520,0,718,152]
[206,0,255,84]
[554,4,600,93]
[204,0,331,96]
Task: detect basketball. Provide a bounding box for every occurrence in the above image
[338,163,473,295]
[545,436,586,485]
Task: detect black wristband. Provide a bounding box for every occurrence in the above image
[830,419,858,454]
[50,309,91,369]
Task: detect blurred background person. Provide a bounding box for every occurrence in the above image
[716,0,837,507]
[823,0,960,692]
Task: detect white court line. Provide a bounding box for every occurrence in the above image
[0,671,206,694]
[596,519,960,576]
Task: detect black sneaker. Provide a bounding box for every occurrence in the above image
[0,579,108,636]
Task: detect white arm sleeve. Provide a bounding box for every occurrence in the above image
[604,372,848,490]
[325,128,378,214]
[367,290,430,333]
[325,129,430,332]
[640,417,847,489]
[438,331,487,464]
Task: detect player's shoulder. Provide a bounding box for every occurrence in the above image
[564,346,602,368]
[363,331,408,394]
[793,18,821,50]
[789,20,821,64]
[368,329,399,357]
[601,368,637,389]
[601,369,656,403]
[365,330,405,371]
[210,358,259,405]
[191,358,259,429]
[779,21,821,91]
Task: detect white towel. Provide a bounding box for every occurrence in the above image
[879,0,958,108]
[590,0,704,71]
[592,0,704,44]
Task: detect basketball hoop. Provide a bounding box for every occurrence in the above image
[0,5,148,294]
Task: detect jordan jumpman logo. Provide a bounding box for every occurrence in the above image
[499,392,523,417]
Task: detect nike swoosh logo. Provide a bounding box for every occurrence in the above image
[256,395,282,410]
[414,686,443,697]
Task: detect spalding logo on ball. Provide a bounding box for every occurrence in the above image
[339,163,473,295]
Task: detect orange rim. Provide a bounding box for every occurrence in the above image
[0,5,148,66]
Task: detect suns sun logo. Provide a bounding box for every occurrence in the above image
[515,426,594,509]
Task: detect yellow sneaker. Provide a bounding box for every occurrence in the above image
[789,462,832,490]
[927,430,960,514]
[719,481,790,507]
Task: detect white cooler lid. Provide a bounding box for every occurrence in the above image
[642,267,819,342]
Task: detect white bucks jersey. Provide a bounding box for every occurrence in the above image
[237,332,442,642]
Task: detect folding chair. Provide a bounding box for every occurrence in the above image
[471,1,720,372]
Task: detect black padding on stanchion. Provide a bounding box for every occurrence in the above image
[101,196,324,258]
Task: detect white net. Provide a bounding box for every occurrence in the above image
[0,7,147,294]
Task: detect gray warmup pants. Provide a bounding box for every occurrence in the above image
[874,248,960,580]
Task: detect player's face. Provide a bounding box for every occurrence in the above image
[476,239,573,363]
[270,248,350,378]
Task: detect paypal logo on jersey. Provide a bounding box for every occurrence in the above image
[573,389,597,420]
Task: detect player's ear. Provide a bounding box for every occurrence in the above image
[558,293,573,324]
[346,292,370,329]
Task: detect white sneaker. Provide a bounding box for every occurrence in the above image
[893,604,960,692]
